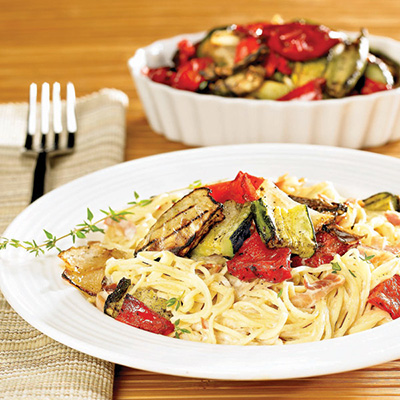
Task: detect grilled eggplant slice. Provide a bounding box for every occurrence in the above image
[191,200,252,258]
[60,242,128,296]
[362,192,400,212]
[224,65,265,96]
[104,277,131,318]
[289,195,347,215]
[323,224,363,245]
[325,30,369,98]
[136,188,224,256]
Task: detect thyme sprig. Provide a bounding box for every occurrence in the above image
[173,319,191,338]
[0,206,133,255]
[0,180,203,257]
[167,292,184,311]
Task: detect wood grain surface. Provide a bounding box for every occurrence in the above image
[1,0,400,398]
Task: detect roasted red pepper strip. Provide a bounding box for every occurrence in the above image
[115,294,175,335]
[172,57,213,91]
[264,51,292,77]
[267,22,340,61]
[368,275,400,319]
[361,77,392,95]
[176,39,197,66]
[291,231,358,268]
[205,171,264,204]
[234,37,260,63]
[278,78,326,101]
[227,232,292,283]
[147,67,177,86]
[236,21,340,61]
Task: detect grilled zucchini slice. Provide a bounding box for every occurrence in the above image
[362,192,400,211]
[252,199,316,258]
[136,188,224,256]
[256,179,334,231]
[191,200,252,258]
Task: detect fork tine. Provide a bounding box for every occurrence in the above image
[66,82,76,150]
[24,83,37,151]
[40,82,50,150]
[52,82,62,150]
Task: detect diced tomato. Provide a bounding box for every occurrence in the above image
[368,275,400,319]
[115,294,174,335]
[227,232,292,283]
[278,78,326,101]
[206,171,264,204]
[172,57,213,92]
[361,77,392,95]
[176,39,197,66]
[235,37,260,63]
[291,231,358,268]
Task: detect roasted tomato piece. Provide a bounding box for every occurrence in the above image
[227,232,292,283]
[291,230,358,268]
[206,171,264,204]
[368,275,400,319]
[115,294,175,335]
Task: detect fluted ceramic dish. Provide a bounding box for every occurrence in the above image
[1,144,400,380]
[129,32,400,148]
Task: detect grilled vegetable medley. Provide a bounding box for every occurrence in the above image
[146,17,400,100]
[58,172,400,342]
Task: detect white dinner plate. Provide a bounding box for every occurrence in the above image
[1,143,400,380]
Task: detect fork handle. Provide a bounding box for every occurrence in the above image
[30,151,48,203]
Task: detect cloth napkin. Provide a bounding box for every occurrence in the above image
[0,89,128,399]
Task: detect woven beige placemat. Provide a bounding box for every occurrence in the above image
[0,88,128,399]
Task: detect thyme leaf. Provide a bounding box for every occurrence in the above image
[331,261,342,274]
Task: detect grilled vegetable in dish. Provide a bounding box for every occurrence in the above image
[146,18,399,100]
[191,200,252,258]
[136,188,224,256]
[104,277,174,335]
[362,192,400,212]
[324,30,369,98]
[252,199,316,258]
[54,171,400,343]
[60,242,128,296]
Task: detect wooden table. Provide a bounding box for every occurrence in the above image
[2,0,400,398]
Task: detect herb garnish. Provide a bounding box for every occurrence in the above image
[277,288,283,298]
[349,269,357,278]
[360,253,375,262]
[173,319,191,338]
[167,292,184,311]
[0,206,132,255]
[331,261,342,274]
